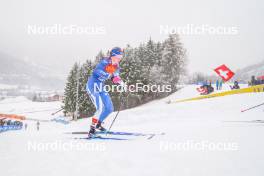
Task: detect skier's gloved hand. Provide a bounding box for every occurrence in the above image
[112,76,122,84]
[112,76,127,92]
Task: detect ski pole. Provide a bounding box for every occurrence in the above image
[107,108,121,134]
[51,108,63,115]
[241,102,264,112]
[106,93,125,135]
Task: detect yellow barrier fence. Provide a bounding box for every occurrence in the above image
[168,84,264,104]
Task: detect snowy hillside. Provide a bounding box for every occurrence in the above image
[234,60,264,81]
[1,85,264,176]
[0,52,65,89]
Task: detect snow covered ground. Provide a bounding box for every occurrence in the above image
[1,84,264,176]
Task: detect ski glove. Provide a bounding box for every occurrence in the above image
[112,76,127,91]
[112,76,122,84]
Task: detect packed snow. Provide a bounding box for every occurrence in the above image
[1,85,264,176]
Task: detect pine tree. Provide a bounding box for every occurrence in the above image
[119,45,142,108]
[142,38,156,81]
[63,63,79,118]
[94,50,105,66]
[161,34,187,92]
[78,60,95,117]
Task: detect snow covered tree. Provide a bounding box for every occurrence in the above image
[63,63,79,117]
[160,34,187,92]
[141,39,156,82]
[78,60,95,117]
[119,45,142,108]
[94,50,105,65]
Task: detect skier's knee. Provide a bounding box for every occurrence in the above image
[105,104,114,115]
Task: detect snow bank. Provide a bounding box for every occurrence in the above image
[0,96,30,104]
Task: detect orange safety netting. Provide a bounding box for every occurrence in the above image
[0,114,26,120]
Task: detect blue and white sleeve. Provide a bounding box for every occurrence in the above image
[93,60,110,80]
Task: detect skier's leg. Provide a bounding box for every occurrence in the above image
[87,88,103,119]
[86,78,105,119]
[98,91,114,123]
[87,90,113,132]
[86,80,104,134]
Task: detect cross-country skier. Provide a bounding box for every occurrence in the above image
[86,47,124,137]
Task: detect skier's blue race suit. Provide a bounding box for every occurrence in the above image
[86,57,121,122]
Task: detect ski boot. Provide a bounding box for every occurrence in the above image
[88,125,96,138]
[91,117,106,132]
[95,121,106,132]
[88,117,106,138]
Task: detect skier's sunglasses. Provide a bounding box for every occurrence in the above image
[113,54,122,59]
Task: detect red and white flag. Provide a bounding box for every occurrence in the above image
[214,64,235,82]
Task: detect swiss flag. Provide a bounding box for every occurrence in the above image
[214,64,235,82]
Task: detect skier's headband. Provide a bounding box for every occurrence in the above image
[110,48,124,57]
